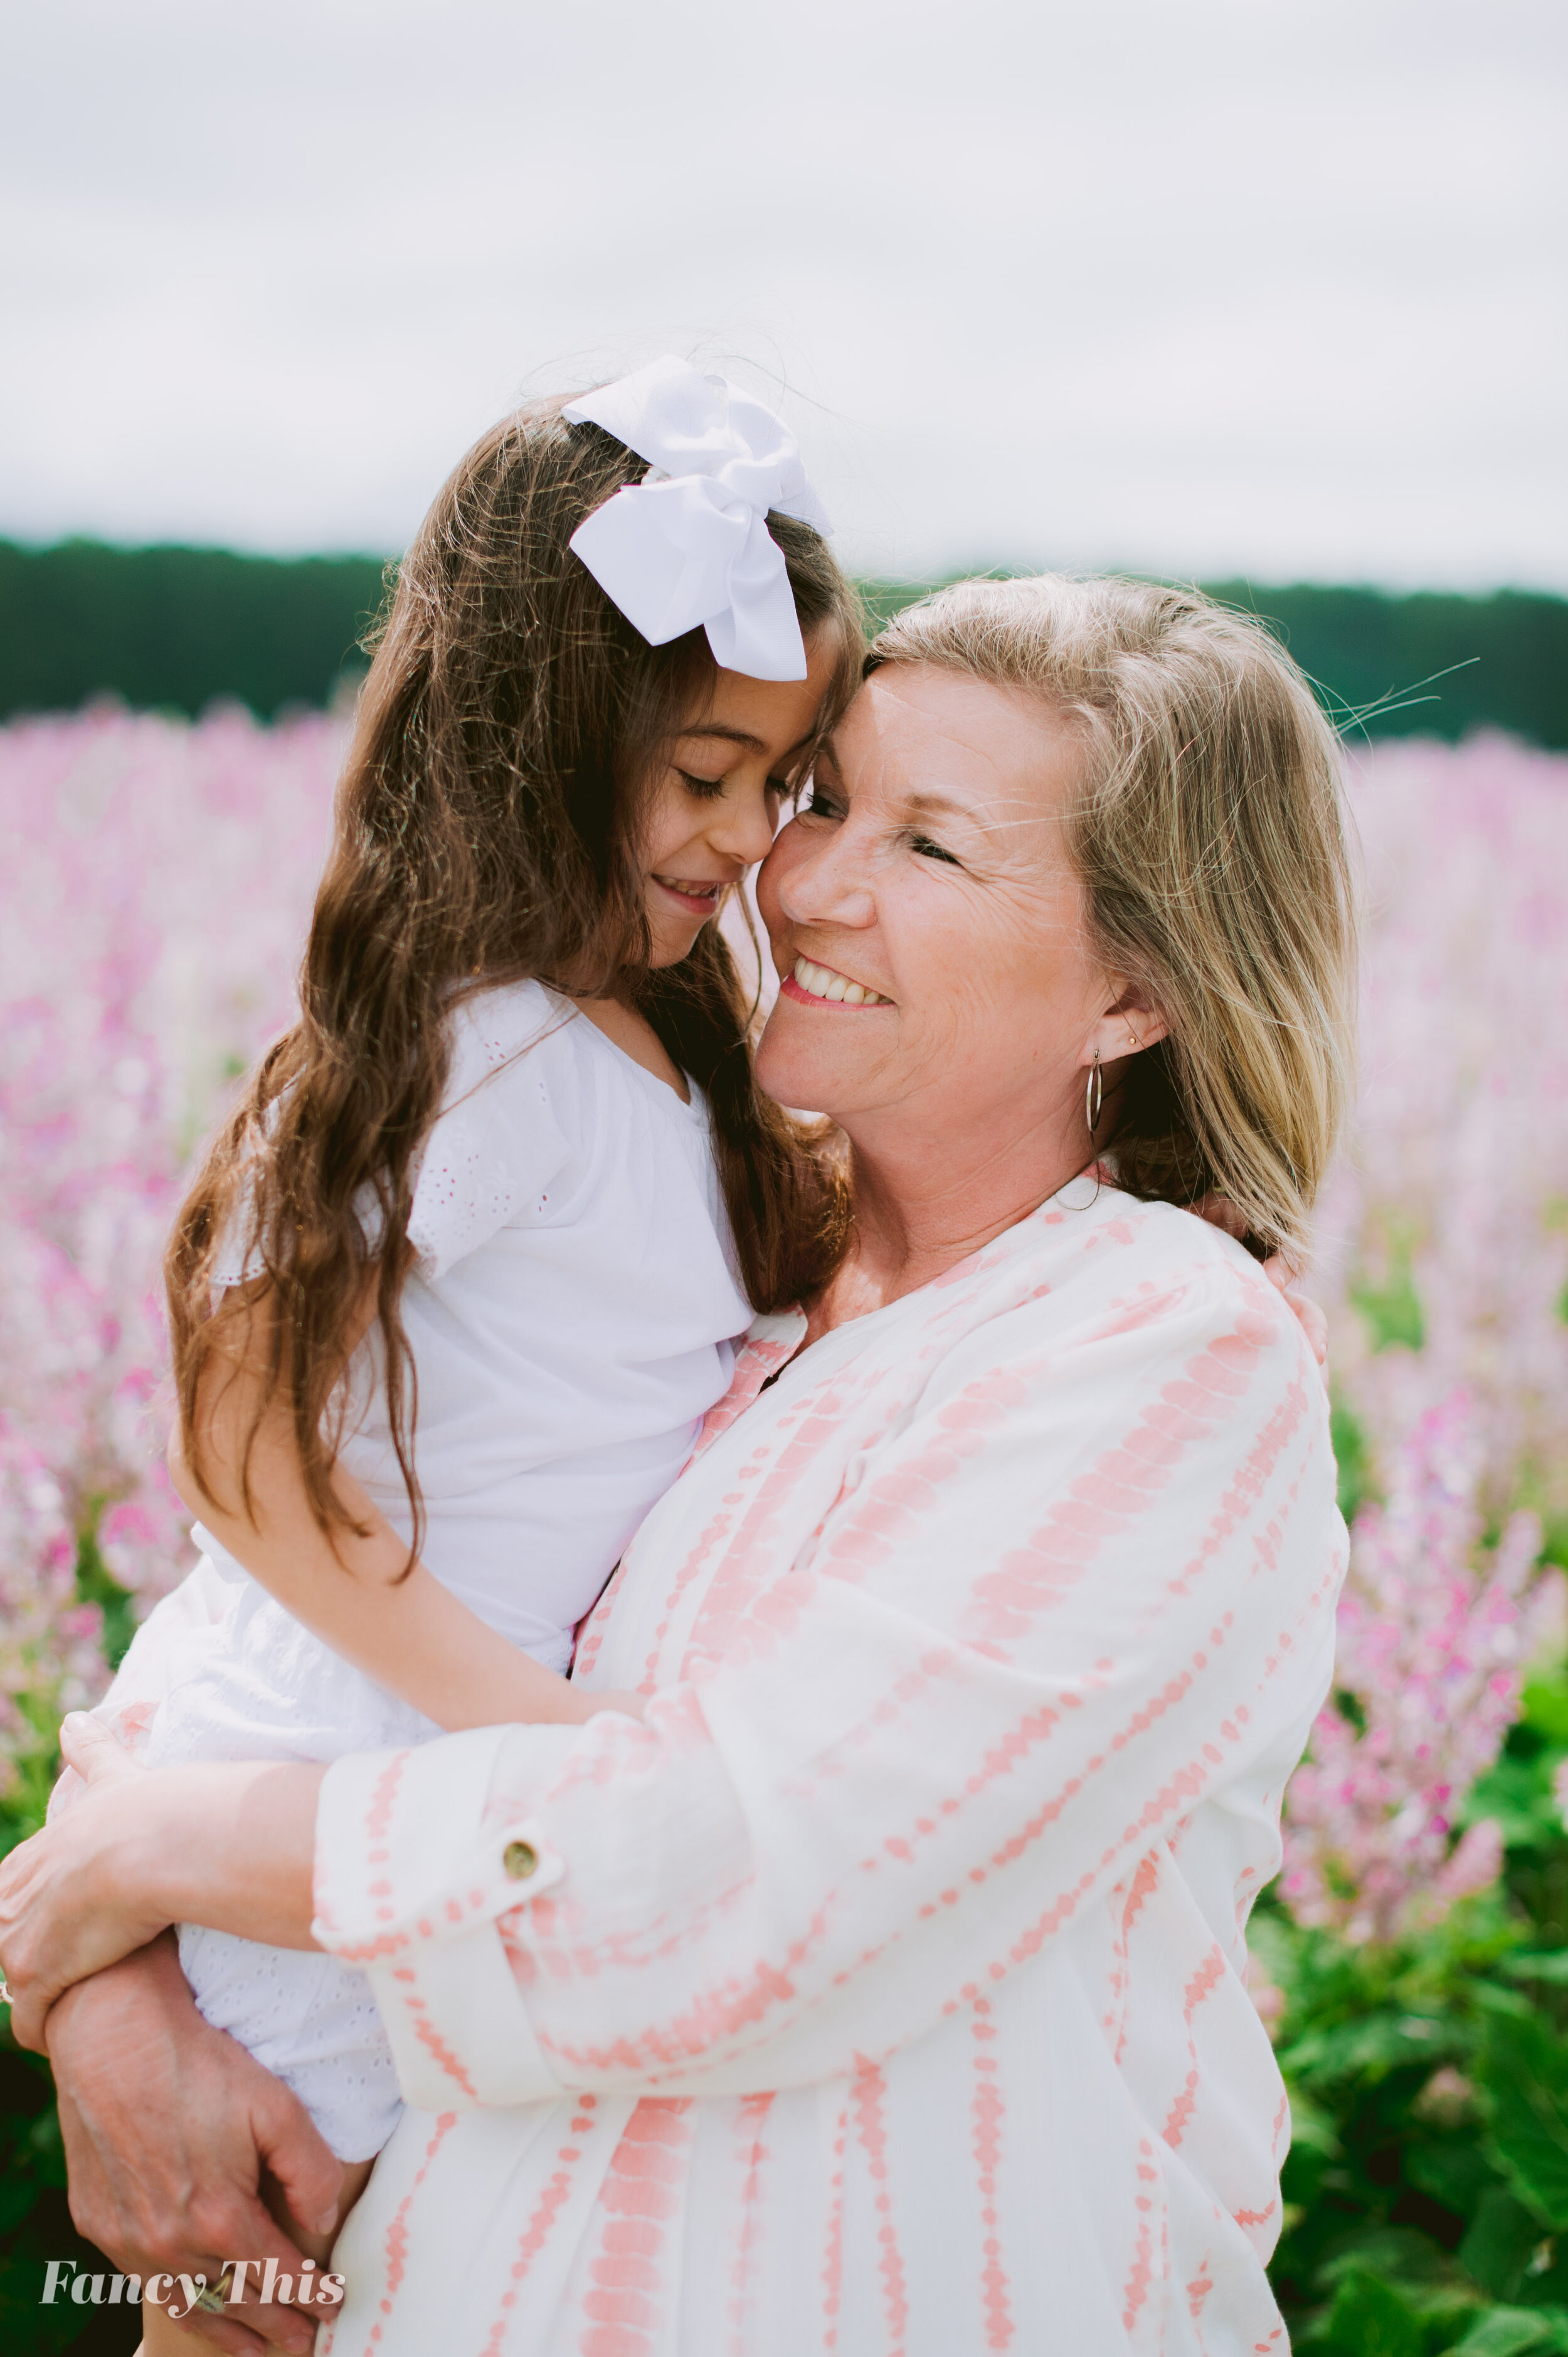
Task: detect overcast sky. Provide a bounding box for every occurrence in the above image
[5,0,1564,587]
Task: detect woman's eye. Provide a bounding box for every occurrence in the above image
[802,787,845,821]
[910,834,960,866]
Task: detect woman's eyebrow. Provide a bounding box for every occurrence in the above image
[902,789,972,821]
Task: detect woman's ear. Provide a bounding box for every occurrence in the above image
[1078,983,1170,1068]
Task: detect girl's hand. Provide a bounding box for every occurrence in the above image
[1189,1194,1329,1387]
[0,1715,172,2052]
[1261,1255,1330,1384]
[571,1688,647,1723]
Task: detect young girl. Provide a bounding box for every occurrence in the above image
[133,359,860,2282]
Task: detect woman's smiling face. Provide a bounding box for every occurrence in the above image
[755,664,1144,1156]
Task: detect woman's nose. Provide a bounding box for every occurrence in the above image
[773,816,876,929]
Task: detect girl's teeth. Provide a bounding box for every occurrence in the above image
[842,982,866,1004]
[824,974,847,1001]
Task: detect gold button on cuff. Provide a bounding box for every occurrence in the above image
[503,1840,539,1881]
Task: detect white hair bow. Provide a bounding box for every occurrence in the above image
[562,356,832,683]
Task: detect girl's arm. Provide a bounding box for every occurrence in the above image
[170,1280,640,1733]
[0,1723,323,2053]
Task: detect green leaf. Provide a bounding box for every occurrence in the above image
[1285,2009,1454,2088]
[1453,2312,1568,2357]
[71,1528,136,1673]
[1350,1235,1426,1354]
[1317,2227,1457,2291]
[1331,1394,1374,1523]
[1408,2137,1502,2218]
[1316,2269,1425,2356]
[1502,1959,1568,1989]
[1522,1675,1568,1747]
[1465,1757,1568,1854]
[0,2176,34,2235]
[1482,2012,1568,2230]
[1461,2187,1546,2301]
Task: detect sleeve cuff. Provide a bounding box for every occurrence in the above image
[313,1728,567,2112]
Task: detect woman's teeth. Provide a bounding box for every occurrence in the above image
[792,957,890,1006]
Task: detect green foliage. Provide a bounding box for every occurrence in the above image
[69,1534,135,1678]
[0,1831,135,2353]
[0,1530,143,2351]
[1484,2011,1568,2231]
[1352,1232,1428,1355]
[0,1531,135,1872]
[1333,1393,1375,1523]
[1264,1671,1568,2354]
[5,543,1568,743]
[0,538,388,722]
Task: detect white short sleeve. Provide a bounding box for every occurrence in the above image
[405,983,574,1280]
[208,984,574,1291]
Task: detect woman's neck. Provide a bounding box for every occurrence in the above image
[805,1110,1089,1343]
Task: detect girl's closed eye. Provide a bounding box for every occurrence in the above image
[679,770,790,805]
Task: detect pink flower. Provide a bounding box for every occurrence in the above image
[1283,1391,1552,1943]
[0,706,341,1784]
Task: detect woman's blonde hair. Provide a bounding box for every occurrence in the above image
[867,575,1357,1265]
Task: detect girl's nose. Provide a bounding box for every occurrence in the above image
[712,775,782,870]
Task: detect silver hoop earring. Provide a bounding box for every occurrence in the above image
[1085,1051,1103,1138]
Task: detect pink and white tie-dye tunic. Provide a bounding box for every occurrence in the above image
[312,1185,1345,2357]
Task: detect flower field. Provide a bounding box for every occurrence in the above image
[1,708,1567,2351]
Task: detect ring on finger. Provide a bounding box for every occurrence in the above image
[192,2264,236,2316]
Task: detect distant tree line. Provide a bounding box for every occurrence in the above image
[2,538,1564,749]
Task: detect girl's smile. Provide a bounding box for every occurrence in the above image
[638,636,841,967]
[650,873,728,917]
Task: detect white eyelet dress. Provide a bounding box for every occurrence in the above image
[137,981,753,2161]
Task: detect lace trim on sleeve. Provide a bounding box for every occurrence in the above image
[405,984,575,1280]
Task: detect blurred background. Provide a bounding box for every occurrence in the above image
[3,5,1568,2351]
[3,0,1565,730]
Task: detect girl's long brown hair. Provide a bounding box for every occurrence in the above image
[167,396,859,1550]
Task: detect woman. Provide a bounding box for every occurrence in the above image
[2,572,1354,2355]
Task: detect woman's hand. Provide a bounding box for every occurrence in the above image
[0,1714,173,2051]
[48,1934,340,2355]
